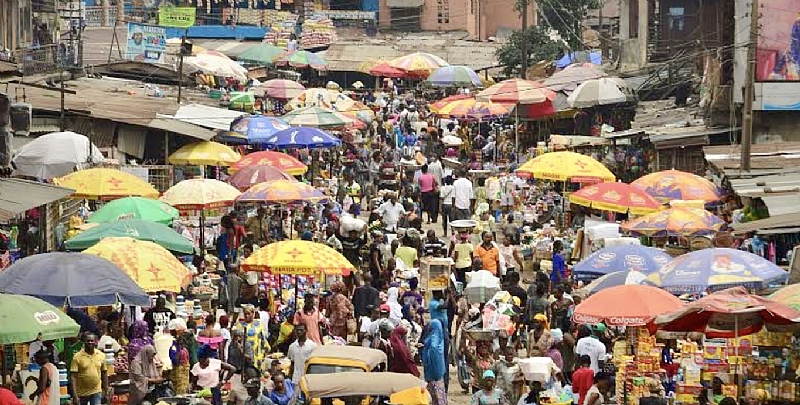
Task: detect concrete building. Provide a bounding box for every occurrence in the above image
[377,0,535,39]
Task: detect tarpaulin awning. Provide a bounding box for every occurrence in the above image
[0,179,75,222]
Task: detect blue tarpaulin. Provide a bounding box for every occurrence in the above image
[556,51,602,68]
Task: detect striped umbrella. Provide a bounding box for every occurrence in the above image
[282,106,354,127]
[237,180,326,204]
[231,151,307,176]
[274,50,328,71]
[256,79,305,99]
[476,78,556,104]
[430,94,472,113]
[426,65,482,87]
[435,98,509,120]
[388,52,449,76]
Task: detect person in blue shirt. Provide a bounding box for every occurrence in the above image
[550,240,566,285]
[267,372,294,405]
[430,290,454,392]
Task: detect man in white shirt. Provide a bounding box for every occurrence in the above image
[377,192,406,231]
[575,326,608,373]
[452,171,474,220]
[287,324,318,383]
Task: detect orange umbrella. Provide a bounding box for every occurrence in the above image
[231,151,308,176]
[430,94,473,113]
[572,285,683,326]
[569,182,662,215]
[476,78,556,105]
[435,99,509,120]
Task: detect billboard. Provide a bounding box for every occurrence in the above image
[158,6,196,28]
[755,82,800,110]
[757,0,800,81]
[125,22,167,64]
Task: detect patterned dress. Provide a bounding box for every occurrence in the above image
[233,319,270,371]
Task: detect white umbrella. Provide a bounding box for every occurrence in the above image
[12,131,105,179]
[184,52,248,83]
[566,77,628,108]
[441,135,463,146]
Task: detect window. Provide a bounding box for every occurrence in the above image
[668,6,684,31]
[437,0,449,24]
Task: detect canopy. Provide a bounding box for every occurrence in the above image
[569,182,662,215]
[0,179,75,222]
[631,170,721,203]
[12,131,106,179]
[274,50,328,71]
[261,127,341,149]
[256,79,306,99]
[651,286,800,338]
[65,219,194,254]
[434,99,509,121]
[645,248,788,294]
[516,151,615,183]
[168,141,241,166]
[0,252,149,307]
[55,168,159,200]
[770,284,800,312]
[84,237,192,293]
[576,271,649,296]
[87,197,179,225]
[222,116,292,145]
[426,65,482,87]
[0,293,81,344]
[307,345,387,370]
[476,79,556,105]
[241,240,355,275]
[239,43,286,65]
[185,51,248,82]
[160,179,241,210]
[228,165,295,191]
[237,180,326,204]
[567,78,628,108]
[621,207,725,237]
[369,62,408,78]
[542,64,607,92]
[282,106,353,127]
[430,94,472,113]
[301,372,425,398]
[231,151,307,176]
[572,285,683,326]
[572,245,671,281]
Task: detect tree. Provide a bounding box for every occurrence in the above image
[534,0,602,49]
[496,26,563,77]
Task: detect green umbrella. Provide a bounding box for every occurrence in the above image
[65,219,194,254]
[239,43,286,66]
[88,197,179,225]
[0,293,80,344]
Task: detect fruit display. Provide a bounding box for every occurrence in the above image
[429,274,449,288]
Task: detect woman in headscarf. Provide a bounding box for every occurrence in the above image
[127,320,154,364]
[168,319,191,395]
[128,345,162,405]
[547,328,564,370]
[386,286,403,327]
[422,319,447,405]
[400,305,423,359]
[233,305,269,371]
[390,325,420,377]
[527,313,554,357]
[328,281,354,339]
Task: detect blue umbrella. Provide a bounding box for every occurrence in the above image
[572,245,672,281]
[579,270,648,296]
[263,127,341,149]
[556,51,602,68]
[646,248,789,294]
[220,115,292,145]
[0,252,150,307]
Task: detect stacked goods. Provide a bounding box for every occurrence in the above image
[262,11,298,48]
[300,16,337,48]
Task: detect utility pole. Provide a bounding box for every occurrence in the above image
[741,0,759,172]
[520,0,529,78]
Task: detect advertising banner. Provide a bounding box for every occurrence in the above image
[125,22,167,64]
[158,6,196,28]
[756,0,800,81]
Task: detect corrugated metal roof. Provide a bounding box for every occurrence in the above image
[729,174,800,197]
[194,40,262,59]
[0,179,75,222]
[731,212,800,235]
[704,142,800,175]
[761,195,800,216]
[161,104,245,131]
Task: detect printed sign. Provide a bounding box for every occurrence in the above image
[34,310,61,325]
[756,0,800,81]
[158,6,196,28]
[125,22,167,64]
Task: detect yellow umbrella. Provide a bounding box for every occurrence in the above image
[55,168,159,200]
[84,237,191,293]
[168,141,241,166]
[160,178,241,210]
[516,151,615,183]
[241,240,355,275]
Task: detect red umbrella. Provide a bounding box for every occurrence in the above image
[369,62,407,78]
[513,100,558,120]
[572,285,683,326]
[650,286,800,338]
[227,165,296,191]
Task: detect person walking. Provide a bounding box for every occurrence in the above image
[127,345,162,405]
[327,282,354,339]
[423,320,448,405]
[293,294,323,345]
[418,164,438,224]
[453,171,474,220]
[286,324,317,383]
[30,350,60,405]
[439,176,455,235]
[389,326,420,377]
[69,334,109,405]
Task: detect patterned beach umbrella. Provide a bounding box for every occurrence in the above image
[631,170,721,203]
[231,151,307,176]
[274,50,328,71]
[282,106,353,127]
[621,207,725,237]
[388,52,449,76]
[434,98,509,120]
[569,182,662,215]
[242,240,355,275]
[237,180,326,204]
[256,79,306,99]
[477,78,556,105]
[516,151,615,183]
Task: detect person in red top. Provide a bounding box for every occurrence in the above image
[417,164,439,224]
[0,386,23,405]
[572,355,595,405]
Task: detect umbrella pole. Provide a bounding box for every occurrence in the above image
[294,275,299,310]
[515,107,519,163]
[200,213,206,255]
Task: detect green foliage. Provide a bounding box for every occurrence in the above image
[495,26,563,77]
